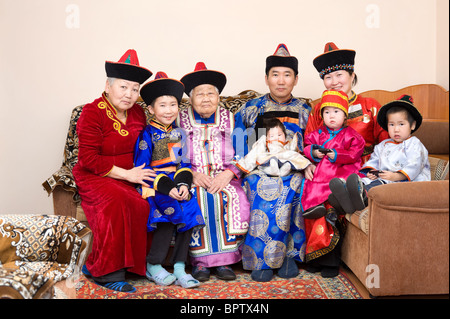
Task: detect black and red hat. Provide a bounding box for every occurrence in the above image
[180,62,227,95]
[105,49,152,84]
[266,43,298,75]
[140,72,185,106]
[377,95,423,133]
[313,42,356,79]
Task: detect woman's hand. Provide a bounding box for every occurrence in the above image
[107,164,157,187]
[207,170,235,194]
[193,171,213,189]
[127,164,157,187]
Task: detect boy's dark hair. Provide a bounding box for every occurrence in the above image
[263,118,286,136]
[386,106,416,126]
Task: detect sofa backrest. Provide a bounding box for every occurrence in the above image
[413,120,449,155]
[311,84,449,157]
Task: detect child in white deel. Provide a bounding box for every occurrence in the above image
[329,94,431,214]
[236,117,311,177]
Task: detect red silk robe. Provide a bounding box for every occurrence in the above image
[73,93,150,278]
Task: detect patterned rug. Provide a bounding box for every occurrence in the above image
[75,268,362,299]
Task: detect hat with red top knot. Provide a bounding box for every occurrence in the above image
[313,42,356,79]
[180,62,227,95]
[140,72,185,106]
[266,43,298,75]
[105,49,152,84]
[377,94,423,133]
[319,90,349,118]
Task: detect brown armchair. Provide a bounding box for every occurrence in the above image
[340,84,449,297]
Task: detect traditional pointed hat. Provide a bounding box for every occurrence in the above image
[180,62,227,95]
[313,42,356,79]
[265,43,298,75]
[140,72,185,106]
[377,95,423,133]
[319,90,349,118]
[105,49,152,84]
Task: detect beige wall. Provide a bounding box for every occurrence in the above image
[0,0,448,214]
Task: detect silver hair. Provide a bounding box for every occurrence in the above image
[107,77,116,85]
[188,85,219,98]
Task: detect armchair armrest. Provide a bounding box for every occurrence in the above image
[365,180,449,296]
[368,180,449,212]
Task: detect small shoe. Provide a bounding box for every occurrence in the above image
[175,274,201,289]
[81,265,91,277]
[305,264,321,274]
[95,280,136,293]
[302,204,327,219]
[329,178,355,214]
[328,193,345,215]
[251,269,274,282]
[277,257,299,278]
[346,173,367,211]
[192,266,210,282]
[321,266,339,278]
[146,268,176,286]
[215,266,236,281]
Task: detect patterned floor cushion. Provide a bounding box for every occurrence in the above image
[0,214,91,283]
[0,266,54,299]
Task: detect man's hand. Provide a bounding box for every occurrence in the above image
[304,164,316,181]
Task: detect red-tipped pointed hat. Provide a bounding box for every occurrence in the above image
[313,42,356,79]
[180,62,227,95]
[140,71,185,105]
[266,43,298,75]
[377,94,423,133]
[105,49,152,84]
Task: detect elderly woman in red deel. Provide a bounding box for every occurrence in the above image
[73,49,155,293]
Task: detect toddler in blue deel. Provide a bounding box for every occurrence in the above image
[134,72,205,288]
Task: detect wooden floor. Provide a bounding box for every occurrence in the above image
[339,265,449,299]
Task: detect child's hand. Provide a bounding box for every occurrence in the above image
[366,171,379,180]
[169,188,183,201]
[378,171,407,182]
[313,149,325,159]
[326,151,335,161]
[178,185,190,200]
